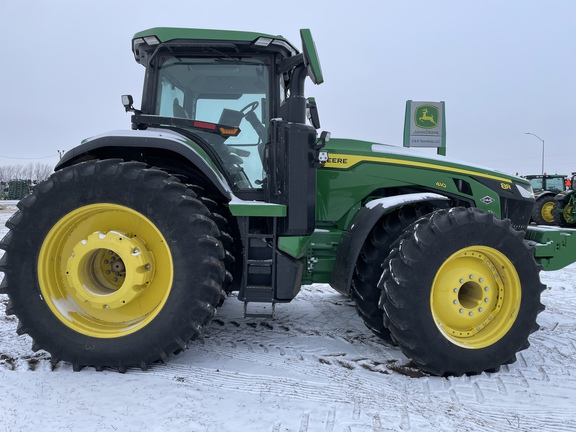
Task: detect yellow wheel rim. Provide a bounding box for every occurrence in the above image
[563,204,574,222]
[38,204,173,338]
[541,201,555,223]
[430,246,521,349]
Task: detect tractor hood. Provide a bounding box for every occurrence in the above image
[323,138,526,185]
[316,137,534,228]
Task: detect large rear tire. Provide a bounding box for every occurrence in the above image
[531,195,556,225]
[379,207,545,376]
[0,160,226,371]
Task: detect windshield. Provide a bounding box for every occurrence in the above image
[545,177,565,193]
[155,56,270,189]
[528,178,543,191]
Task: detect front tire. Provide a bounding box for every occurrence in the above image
[552,197,576,227]
[0,160,226,371]
[352,204,434,342]
[379,207,545,376]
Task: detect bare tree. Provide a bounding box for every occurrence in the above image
[21,164,33,181]
[0,163,54,183]
[32,163,54,182]
[1,165,19,181]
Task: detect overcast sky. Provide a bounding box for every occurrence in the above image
[0,0,574,176]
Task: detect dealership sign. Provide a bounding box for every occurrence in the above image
[403,100,446,155]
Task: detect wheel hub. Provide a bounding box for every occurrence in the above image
[541,201,555,223]
[564,204,576,223]
[65,230,154,309]
[438,267,502,337]
[431,247,520,348]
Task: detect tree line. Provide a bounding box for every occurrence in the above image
[0,163,54,183]
[0,163,54,199]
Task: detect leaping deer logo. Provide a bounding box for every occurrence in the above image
[418,108,437,126]
[414,105,439,129]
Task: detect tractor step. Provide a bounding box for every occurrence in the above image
[243,284,274,302]
[243,301,276,319]
[238,216,279,314]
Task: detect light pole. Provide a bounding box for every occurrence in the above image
[524,132,545,175]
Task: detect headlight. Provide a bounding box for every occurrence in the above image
[515,182,534,199]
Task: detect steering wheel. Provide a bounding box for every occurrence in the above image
[234,100,266,145]
[240,101,259,117]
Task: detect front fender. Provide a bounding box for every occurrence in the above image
[330,192,449,295]
[555,190,575,202]
[56,128,232,199]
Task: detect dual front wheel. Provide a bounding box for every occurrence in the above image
[355,207,545,376]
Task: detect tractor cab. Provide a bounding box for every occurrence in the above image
[124,28,327,238]
[153,56,270,188]
[119,28,329,312]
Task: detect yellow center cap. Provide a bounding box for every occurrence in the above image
[65,230,154,309]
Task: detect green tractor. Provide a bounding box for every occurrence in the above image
[524,174,567,225]
[553,172,576,227]
[2,28,576,376]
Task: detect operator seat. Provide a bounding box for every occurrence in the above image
[173,98,189,118]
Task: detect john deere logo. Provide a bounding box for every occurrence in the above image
[480,196,495,205]
[415,105,439,129]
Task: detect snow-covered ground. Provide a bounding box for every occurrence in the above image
[1,201,576,432]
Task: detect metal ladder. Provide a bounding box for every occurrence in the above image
[241,217,277,319]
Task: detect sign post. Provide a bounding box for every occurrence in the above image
[403,100,446,155]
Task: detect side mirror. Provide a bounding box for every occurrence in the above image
[307,97,321,129]
[300,29,324,85]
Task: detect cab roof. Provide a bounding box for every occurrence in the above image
[132,27,299,63]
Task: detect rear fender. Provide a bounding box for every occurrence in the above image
[55,129,232,199]
[330,193,449,295]
[536,191,556,200]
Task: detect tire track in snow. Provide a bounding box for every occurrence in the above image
[208,288,576,412]
[136,360,407,410]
